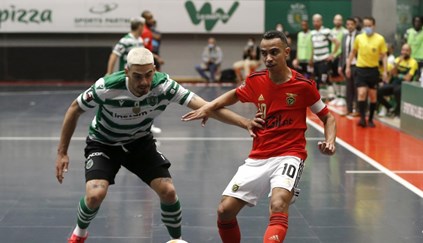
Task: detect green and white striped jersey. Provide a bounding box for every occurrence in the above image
[311,27,334,62]
[77,71,194,145]
[112,33,144,71]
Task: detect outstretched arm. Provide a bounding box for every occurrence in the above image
[317,112,336,155]
[183,90,263,137]
[55,100,85,184]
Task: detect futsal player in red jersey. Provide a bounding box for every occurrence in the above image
[182,30,336,243]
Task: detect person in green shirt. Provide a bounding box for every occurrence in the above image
[405,16,423,80]
[293,20,313,78]
[331,14,348,77]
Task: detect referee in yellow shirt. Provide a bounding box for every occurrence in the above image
[346,17,388,127]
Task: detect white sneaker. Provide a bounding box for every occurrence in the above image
[378,106,387,117]
[151,125,162,134]
[329,98,339,106]
[336,98,346,106]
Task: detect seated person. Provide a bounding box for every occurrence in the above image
[233,37,261,83]
[378,43,418,117]
[195,37,223,82]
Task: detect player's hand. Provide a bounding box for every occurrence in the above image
[56,153,69,184]
[247,112,265,137]
[318,141,336,155]
[181,108,210,127]
[345,67,351,78]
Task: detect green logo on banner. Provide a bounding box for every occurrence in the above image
[185,1,239,31]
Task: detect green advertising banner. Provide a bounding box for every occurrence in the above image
[400,82,423,139]
[265,0,352,34]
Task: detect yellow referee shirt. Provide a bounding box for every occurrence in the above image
[354,33,387,68]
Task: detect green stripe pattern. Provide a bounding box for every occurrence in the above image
[76,71,193,145]
[161,200,182,239]
[77,196,99,229]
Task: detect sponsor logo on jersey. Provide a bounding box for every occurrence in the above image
[185,1,239,31]
[285,93,297,106]
[258,94,265,101]
[232,184,239,192]
[85,159,94,170]
[265,114,293,129]
[119,100,125,106]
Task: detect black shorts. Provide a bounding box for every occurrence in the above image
[83,135,171,185]
[313,60,332,87]
[355,67,379,89]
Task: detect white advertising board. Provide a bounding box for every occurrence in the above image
[0,0,264,33]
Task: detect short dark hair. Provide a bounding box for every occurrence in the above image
[346,17,356,24]
[131,21,143,31]
[263,30,288,46]
[363,16,376,25]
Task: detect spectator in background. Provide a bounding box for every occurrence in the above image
[293,20,313,78]
[354,16,363,32]
[106,17,144,75]
[338,17,359,116]
[195,37,223,82]
[310,14,340,98]
[346,16,388,128]
[387,43,396,66]
[233,37,261,83]
[378,44,418,117]
[141,10,164,71]
[331,14,348,78]
[405,16,423,80]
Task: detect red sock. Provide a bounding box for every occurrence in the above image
[263,212,288,243]
[217,218,241,243]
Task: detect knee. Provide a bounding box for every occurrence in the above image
[86,190,107,208]
[269,198,290,214]
[217,202,232,220]
[157,183,177,203]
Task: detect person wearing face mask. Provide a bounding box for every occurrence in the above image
[195,37,223,82]
[377,44,418,117]
[346,16,388,128]
[233,37,261,83]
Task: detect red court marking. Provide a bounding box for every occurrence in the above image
[308,110,423,191]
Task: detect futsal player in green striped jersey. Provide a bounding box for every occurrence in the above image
[56,47,260,243]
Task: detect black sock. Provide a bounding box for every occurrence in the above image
[358,101,366,121]
[369,103,377,122]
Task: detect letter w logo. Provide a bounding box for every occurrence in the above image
[185,1,239,31]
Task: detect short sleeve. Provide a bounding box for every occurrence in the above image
[409,60,419,76]
[353,35,360,51]
[166,79,194,106]
[76,78,105,111]
[112,41,125,56]
[380,37,387,54]
[235,77,255,103]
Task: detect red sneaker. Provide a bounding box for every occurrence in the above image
[68,233,88,243]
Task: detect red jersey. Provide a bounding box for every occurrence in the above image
[236,69,328,160]
[141,25,153,51]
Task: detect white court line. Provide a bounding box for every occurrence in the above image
[346,170,423,174]
[306,118,423,198]
[0,136,324,141]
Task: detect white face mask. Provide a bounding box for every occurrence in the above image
[363,27,374,36]
[276,26,283,32]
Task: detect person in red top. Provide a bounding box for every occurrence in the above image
[182,30,336,243]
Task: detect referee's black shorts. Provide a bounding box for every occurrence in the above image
[355,67,379,89]
[83,134,171,185]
